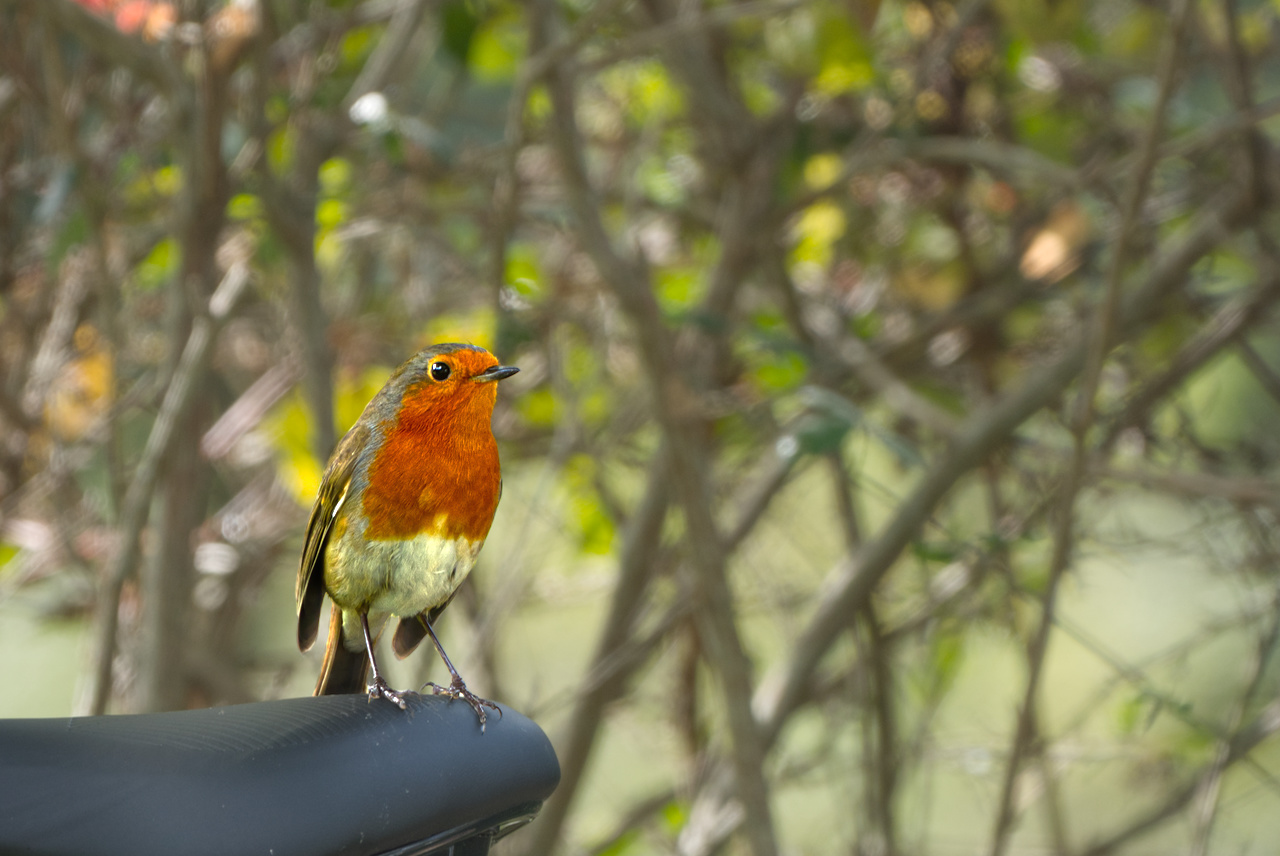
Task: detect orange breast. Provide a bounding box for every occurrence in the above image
[360,381,503,543]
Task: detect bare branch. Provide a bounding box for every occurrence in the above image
[680,183,1256,856]
[992,2,1202,845]
[200,360,302,461]
[522,445,672,855]
[20,252,92,421]
[538,2,779,851]
[1105,271,1280,443]
[1079,698,1280,856]
[342,0,427,109]
[82,262,251,715]
[1188,582,1280,856]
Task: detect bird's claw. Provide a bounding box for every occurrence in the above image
[367,676,409,710]
[425,678,501,732]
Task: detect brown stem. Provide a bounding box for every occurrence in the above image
[84,263,250,715]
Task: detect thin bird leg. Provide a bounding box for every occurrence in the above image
[420,618,501,731]
[361,613,407,710]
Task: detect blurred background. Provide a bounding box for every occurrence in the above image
[5,0,1280,853]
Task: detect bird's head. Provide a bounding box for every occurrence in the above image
[393,343,519,432]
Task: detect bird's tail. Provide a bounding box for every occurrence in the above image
[314,606,370,696]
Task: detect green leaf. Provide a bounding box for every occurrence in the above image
[565,455,616,555]
[267,125,295,173]
[803,153,844,191]
[440,0,479,65]
[661,799,688,832]
[134,237,180,292]
[0,542,20,578]
[790,199,847,269]
[637,155,687,207]
[798,386,862,428]
[595,830,640,856]
[603,60,685,127]
[655,266,704,312]
[1116,692,1168,735]
[794,414,851,455]
[505,243,543,298]
[339,26,377,73]
[912,541,958,563]
[316,199,348,230]
[319,158,352,196]
[227,193,263,221]
[927,629,966,695]
[814,11,875,94]
[785,386,861,456]
[752,349,808,393]
[470,11,526,83]
[519,387,558,428]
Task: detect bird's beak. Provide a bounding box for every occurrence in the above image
[474,365,519,383]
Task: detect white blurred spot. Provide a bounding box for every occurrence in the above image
[930,561,971,600]
[928,328,970,367]
[194,576,229,611]
[962,746,993,776]
[1018,56,1061,93]
[194,541,240,576]
[349,91,389,126]
[221,513,251,544]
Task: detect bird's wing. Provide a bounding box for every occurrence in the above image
[295,422,369,651]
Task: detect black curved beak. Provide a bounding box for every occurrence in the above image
[475,365,519,383]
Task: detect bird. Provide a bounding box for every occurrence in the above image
[295,342,518,727]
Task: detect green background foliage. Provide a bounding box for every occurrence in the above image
[5,0,1280,853]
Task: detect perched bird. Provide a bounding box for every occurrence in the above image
[296,343,518,727]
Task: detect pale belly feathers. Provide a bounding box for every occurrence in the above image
[324,518,484,651]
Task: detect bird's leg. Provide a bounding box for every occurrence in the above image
[361,613,407,710]
[420,618,500,731]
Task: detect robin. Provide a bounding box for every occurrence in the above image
[295,342,518,727]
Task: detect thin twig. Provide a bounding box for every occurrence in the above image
[859,603,898,856]
[585,788,681,856]
[82,262,250,715]
[538,1,781,853]
[520,444,673,856]
[989,2,1199,847]
[1187,582,1280,856]
[679,182,1255,856]
[784,136,1084,219]
[1236,339,1280,406]
[1078,699,1280,856]
[486,0,625,302]
[1097,467,1280,508]
[341,0,426,109]
[1215,0,1267,202]
[199,359,302,461]
[1104,271,1280,444]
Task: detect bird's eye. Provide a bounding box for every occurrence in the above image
[429,361,451,381]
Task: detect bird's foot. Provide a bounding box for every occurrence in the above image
[367,675,409,710]
[425,677,501,732]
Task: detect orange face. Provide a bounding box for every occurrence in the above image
[397,346,503,431]
[361,345,511,542]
